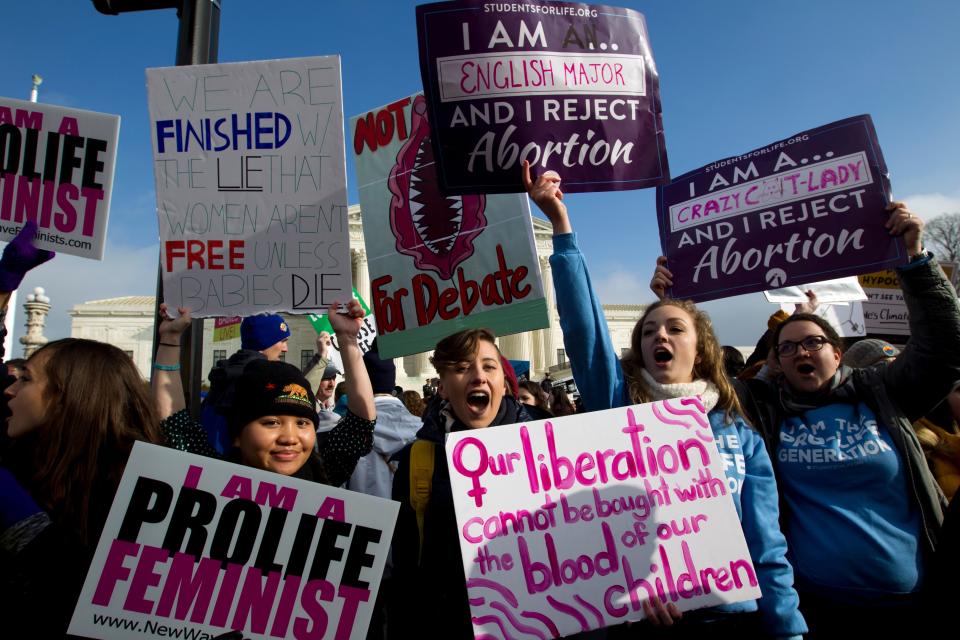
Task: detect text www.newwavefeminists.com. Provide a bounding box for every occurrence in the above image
[92,613,216,639]
[0,223,93,251]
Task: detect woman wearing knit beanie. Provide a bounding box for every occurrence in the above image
[153,300,375,487]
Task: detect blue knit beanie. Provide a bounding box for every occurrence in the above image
[240,314,291,351]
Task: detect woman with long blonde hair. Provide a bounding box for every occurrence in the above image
[523,162,806,637]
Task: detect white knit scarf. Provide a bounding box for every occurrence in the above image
[639,368,720,412]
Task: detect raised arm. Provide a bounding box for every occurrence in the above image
[328,299,376,421]
[523,162,626,411]
[0,221,55,361]
[882,204,960,418]
[152,304,191,420]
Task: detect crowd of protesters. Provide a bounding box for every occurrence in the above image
[1,156,959,639]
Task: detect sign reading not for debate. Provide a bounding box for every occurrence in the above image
[69,443,399,640]
[351,93,549,359]
[657,116,906,302]
[416,0,669,194]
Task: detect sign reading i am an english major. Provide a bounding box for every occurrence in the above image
[656,115,906,302]
[416,0,669,194]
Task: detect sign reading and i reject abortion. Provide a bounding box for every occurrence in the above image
[416,1,668,194]
[446,398,759,638]
[69,443,399,640]
[0,97,119,259]
[147,56,351,317]
[657,116,906,302]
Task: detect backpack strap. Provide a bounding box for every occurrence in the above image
[409,439,435,563]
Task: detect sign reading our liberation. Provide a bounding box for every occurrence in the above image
[657,116,906,302]
[416,0,668,194]
[446,399,760,638]
[352,93,549,359]
[147,56,351,317]
[69,443,399,640]
[0,96,120,259]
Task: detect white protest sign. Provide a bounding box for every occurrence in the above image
[148,56,350,317]
[0,96,119,259]
[446,398,760,638]
[307,288,378,372]
[764,276,866,304]
[778,301,867,337]
[69,442,399,640]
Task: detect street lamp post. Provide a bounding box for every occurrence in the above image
[92,0,221,415]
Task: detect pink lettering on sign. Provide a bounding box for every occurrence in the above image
[450,410,712,507]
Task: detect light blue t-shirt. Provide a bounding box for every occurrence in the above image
[776,401,924,600]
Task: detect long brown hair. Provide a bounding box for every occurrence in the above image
[26,339,164,544]
[620,299,745,422]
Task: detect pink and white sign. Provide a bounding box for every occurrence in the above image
[445,399,760,638]
[69,443,399,640]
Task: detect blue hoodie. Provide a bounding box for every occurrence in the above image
[550,232,806,638]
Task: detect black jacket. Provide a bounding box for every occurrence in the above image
[388,396,530,639]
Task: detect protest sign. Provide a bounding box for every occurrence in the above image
[212,316,241,342]
[778,302,866,338]
[351,93,549,359]
[446,398,760,637]
[147,56,350,317]
[0,96,119,259]
[857,262,955,337]
[415,1,668,194]
[307,288,378,370]
[764,276,866,304]
[657,115,905,302]
[69,442,399,640]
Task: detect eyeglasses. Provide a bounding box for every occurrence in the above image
[776,335,831,357]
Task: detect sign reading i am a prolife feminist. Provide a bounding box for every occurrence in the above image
[352,94,549,359]
[416,1,668,194]
[657,116,906,302]
[69,443,399,640]
[446,398,760,638]
[0,97,119,259]
[148,56,351,317]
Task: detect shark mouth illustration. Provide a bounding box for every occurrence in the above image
[388,95,486,281]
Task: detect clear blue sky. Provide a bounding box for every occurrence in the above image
[2,0,958,346]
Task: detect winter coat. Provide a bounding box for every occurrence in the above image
[388,396,531,639]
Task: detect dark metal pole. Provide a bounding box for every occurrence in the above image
[92,0,221,417]
[174,0,220,417]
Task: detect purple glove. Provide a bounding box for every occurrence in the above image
[0,221,55,292]
[0,466,42,531]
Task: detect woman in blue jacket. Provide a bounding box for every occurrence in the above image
[523,162,806,638]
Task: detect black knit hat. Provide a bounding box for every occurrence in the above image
[363,339,396,394]
[228,360,319,435]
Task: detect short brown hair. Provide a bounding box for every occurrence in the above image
[430,328,500,375]
[772,313,844,360]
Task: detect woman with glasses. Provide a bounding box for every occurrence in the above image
[730,204,957,636]
[524,163,807,638]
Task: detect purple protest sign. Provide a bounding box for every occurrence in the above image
[416,0,668,194]
[656,115,906,302]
